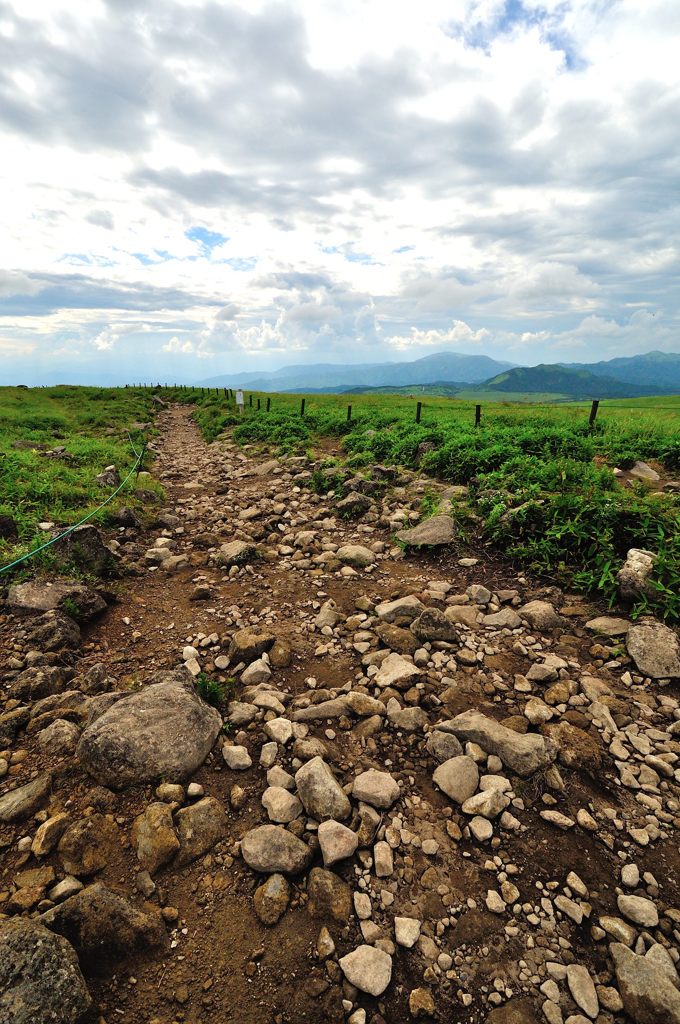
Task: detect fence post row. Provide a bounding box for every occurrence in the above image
[475,404,481,427]
[267,397,271,412]
[300,398,306,416]
[347,404,352,422]
[416,401,422,423]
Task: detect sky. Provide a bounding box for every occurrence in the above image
[0,0,679,384]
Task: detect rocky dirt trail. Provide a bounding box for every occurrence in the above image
[2,405,680,1024]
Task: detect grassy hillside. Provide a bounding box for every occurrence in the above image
[0,386,162,573]
[483,364,667,398]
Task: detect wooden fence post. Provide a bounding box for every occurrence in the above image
[257,398,261,410]
[300,398,306,416]
[475,404,481,427]
[416,401,422,424]
[589,400,600,426]
[347,404,352,422]
[249,393,253,407]
[266,397,271,412]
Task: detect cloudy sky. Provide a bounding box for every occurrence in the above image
[1,0,678,383]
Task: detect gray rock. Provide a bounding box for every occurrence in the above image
[629,461,660,483]
[617,894,659,927]
[483,608,522,628]
[0,918,92,1024]
[438,709,556,777]
[627,621,680,678]
[433,755,479,804]
[425,730,463,763]
[37,719,80,756]
[0,773,52,823]
[295,756,351,821]
[317,819,359,866]
[218,539,257,566]
[76,676,222,788]
[566,964,599,1019]
[387,706,428,732]
[585,615,631,637]
[617,548,657,601]
[396,515,456,547]
[339,945,393,996]
[222,744,252,769]
[375,595,424,623]
[53,525,115,576]
[518,600,562,630]
[336,544,375,568]
[374,652,421,689]
[240,824,312,874]
[261,786,303,823]
[7,580,107,620]
[41,882,166,970]
[351,768,400,809]
[174,797,227,865]
[411,607,459,643]
[610,941,680,1024]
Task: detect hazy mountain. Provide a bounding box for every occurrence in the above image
[483,364,670,398]
[564,350,680,389]
[196,352,517,390]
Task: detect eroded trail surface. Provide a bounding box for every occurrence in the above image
[2,405,680,1024]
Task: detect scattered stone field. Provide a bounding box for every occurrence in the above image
[1,405,680,1024]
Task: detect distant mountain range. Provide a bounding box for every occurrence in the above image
[197,352,517,391]
[196,349,680,398]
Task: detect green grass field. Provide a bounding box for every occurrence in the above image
[1,384,678,621]
[0,386,162,575]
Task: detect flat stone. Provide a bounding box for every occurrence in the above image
[617,894,659,927]
[627,621,680,679]
[585,616,631,637]
[433,755,479,804]
[374,652,421,689]
[438,710,556,777]
[0,774,52,824]
[396,515,456,547]
[8,580,106,620]
[375,595,424,623]
[339,945,393,996]
[240,824,312,875]
[351,768,400,809]
[566,964,599,1019]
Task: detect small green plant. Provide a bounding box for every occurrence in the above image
[60,596,81,620]
[419,489,440,519]
[194,673,226,707]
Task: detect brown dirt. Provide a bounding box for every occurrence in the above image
[1,405,679,1024]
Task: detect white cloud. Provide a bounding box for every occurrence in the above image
[0,0,677,379]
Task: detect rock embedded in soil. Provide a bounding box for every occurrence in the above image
[317,819,359,866]
[240,824,312,875]
[174,796,227,865]
[336,544,375,568]
[218,539,257,566]
[8,580,107,620]
[52,524,115,576]
[610,942,680,1024]
[396,514,456,547]
[351,768,400,809]
[294,756,351,821]
[76,675,222,788]
[438,709,556,777]
[433,755,479,804]
[41,882,167,970]
[306,867,352,922]
[253,873,290,925]
[338,944,393,996]
[0,773,52,823]
[57,814,119,877]
[132,802,180,874]
[0,918,92,1024]
[518,600,563,630]
[617,547,657,601]
[626,620,680,678]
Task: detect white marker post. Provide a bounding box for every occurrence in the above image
[236,389,245,415]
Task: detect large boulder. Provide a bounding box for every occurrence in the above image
[7,580,106,621]
[396,515,456,547]
[610,941,680,1024]
[0,919,92,1024]
[626,621,680,679]
[438,710,556,777]
[240,825,312,875]
[76,676,222,788]
[41,883,166,971]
